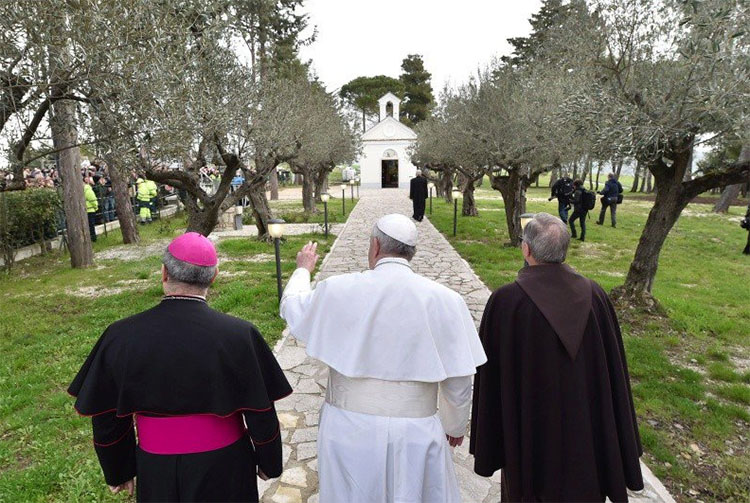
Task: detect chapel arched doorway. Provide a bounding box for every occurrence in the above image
[381,149,399,188]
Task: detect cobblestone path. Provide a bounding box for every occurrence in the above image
[261,189,673,503]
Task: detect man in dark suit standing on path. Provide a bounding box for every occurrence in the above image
[410,169,428,222]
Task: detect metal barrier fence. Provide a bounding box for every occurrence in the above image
[0,186,182,268]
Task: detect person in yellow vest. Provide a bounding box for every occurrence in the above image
[136,178,152,224]
[84,178,99,242]
[146,179,159,220]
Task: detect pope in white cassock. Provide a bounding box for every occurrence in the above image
[281,214,487,503]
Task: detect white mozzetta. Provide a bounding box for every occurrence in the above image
[280,258,486,381]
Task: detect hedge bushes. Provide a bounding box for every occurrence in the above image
[0,189,61,270]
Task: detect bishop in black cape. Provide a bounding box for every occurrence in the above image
[68,233,292,502]
[470,263,644,502]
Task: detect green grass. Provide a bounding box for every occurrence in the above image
[254,196,359,225]
[428,185,750,502]
[708,362,744,383]
[0,214,334,502]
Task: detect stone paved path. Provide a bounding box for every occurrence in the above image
[263,189,673,503]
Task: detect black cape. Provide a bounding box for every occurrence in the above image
[69,297,292,499]
[410,176,428,221]
[69,297,292,416]
[409,176,428,202]
[470,264,643,502]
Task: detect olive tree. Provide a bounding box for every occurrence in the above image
[288,85,358,213]
[82,1,316,237]
[559,0,749,305]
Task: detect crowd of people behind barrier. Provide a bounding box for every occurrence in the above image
[82,163,177,242]
[1,161,178,246]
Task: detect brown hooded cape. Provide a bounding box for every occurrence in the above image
[469,264,643,502]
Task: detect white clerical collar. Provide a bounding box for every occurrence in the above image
[374,257,413,270]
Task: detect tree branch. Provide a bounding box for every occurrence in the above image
[682,160,750,200]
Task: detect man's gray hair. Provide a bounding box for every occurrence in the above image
[371,225,416,261]
[523,213,570,264]
[162,249,217,288]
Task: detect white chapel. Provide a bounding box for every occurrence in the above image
[358,92,418,189]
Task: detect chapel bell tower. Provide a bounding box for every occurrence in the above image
[378,92,401,122]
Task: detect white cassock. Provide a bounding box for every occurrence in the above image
[281,257,487,503]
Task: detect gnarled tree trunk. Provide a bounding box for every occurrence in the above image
[247,184,272,238]
[714,184,742,213]
[614,140,749,306]
[713,146,748,213]
[185,199,223,236]
[631,162,641,193]
[614,178,688,305]
[313,167,329,203]
[491,169,526,246]
[269,168,279,200]
[50,97,93,268]
[301,169,316,213]
[461,181,478,216]
[106,158,139,244]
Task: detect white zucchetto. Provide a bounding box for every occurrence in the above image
[376,214,418,247]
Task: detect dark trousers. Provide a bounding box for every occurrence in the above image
[558,200,569,223]
[570,210,587,241]
[87,213,97,242]
[104,196,116,221]
[150,198,159,219]
[412,197,426,221]
[136,436,259,502]
[598,201,617,226]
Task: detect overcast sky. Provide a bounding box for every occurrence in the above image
[299,0,543,94]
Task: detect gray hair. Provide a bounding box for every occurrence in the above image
[162,249,217,288]
[523,213,570,264]
[371,225,416,261]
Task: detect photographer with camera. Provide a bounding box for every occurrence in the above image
[569,179,596,242]
[549,173,574,223]
[596,173,623,228]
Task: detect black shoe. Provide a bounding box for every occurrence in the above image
[611,224,616,228]
[579,237,585,242]
[571,234,577,239]
[596,221,602,225]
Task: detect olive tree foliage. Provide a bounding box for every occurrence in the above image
[77,0,334,238]
[0,0,123,266]
[413,66,575,244]
[556,0,749,304]
[288,86,358,213]
[410,107,456,203]
[412,85,489,217]
[1,0,326,240]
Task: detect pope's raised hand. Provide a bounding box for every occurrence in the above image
[296,241,319,273]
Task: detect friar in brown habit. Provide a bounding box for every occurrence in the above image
[470,213,644,502]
